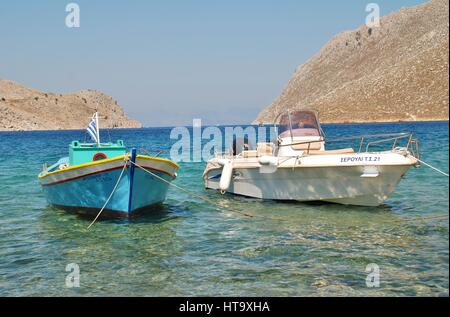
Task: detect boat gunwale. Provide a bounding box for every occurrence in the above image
[203,159,418,172]
[38,154,179,179]
[137,154,180,169]
[40,163,176,187]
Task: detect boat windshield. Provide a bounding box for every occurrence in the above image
[277,110,322,139]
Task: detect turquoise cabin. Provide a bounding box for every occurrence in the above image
[69,140,126,166]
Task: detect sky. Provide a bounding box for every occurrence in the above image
[0,0,426,127]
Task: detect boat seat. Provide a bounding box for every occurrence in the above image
[242,150,258,158]
[306,148,355,155]
[257,143,273,156]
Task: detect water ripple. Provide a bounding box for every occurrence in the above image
[0,122,448,296]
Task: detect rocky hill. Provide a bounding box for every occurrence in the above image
[254,0,449,124]
[0,79,142,131]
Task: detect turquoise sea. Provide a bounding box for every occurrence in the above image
[0,121,448,296]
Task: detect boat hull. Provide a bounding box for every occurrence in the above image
[39,155,178,218]
[204,153,416,206]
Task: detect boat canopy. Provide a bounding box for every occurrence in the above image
[276,110,323,139]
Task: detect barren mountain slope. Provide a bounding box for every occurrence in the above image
[0,79,142,131]
[255,0,449,123]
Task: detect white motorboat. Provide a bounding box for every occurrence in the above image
[203,110,420,206]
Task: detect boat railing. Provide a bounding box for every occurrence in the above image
[278,132,420,157]
[363,133,419,156]
[215,150,234,159]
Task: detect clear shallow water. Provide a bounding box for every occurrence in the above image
[0,121,448,296]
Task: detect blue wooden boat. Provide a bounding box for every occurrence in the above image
[38,113,179,219]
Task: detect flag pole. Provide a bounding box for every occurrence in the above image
[95,112,100,146]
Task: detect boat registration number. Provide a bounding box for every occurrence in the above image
[340,156,381,163]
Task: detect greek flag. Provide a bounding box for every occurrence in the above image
[87,113,98,143]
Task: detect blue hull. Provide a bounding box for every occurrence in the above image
[42,167,173,218]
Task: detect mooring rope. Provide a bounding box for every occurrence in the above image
[415,158,449,177]
[129,160,255,218]
[86,154,448,228]
[87,160,129,229]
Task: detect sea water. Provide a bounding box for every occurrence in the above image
[0,121,448,296]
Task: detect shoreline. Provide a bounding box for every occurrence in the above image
[0,119,448,133]
[318,118,449,125]
[253,117,449,126]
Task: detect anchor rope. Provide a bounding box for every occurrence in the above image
[87,159,129,229]
[129,160,255,218]
[415,158,449,177]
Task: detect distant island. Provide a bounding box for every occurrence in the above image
[0,79,141,131]
[254,0,449,124]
